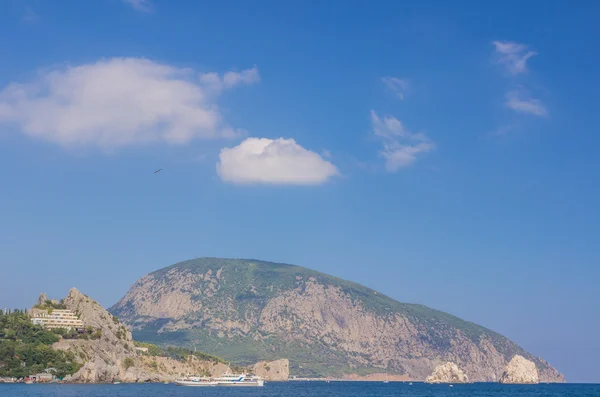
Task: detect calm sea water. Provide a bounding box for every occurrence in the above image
[0,382,599,397]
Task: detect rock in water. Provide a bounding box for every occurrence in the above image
[425,362,469,383]
[499,355,539,384]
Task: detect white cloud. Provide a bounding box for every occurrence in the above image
[505,90,548,117]
[217,137,339,185]
[381,77,408,100]
[123,0,151,12]
[0,58,259,148]
[199,67,260,93]
[493,40,537,75]
[370,110,434,171]
[491,40,548,121]
[381,141,435,171]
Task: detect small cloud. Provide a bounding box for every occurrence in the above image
[493,40,537,75]
[200,67,260,93]
[0,58,258,149]
[217,137,339,185]
[381,141,435,171]
[370,110,434,171]
[21,7,40,23]
[491,40,548,129]
[372,111,409,138]
[381,77,408,100]
[505,90,548,117]
[123,0,152,12]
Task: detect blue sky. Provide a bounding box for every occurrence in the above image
[1,0,599,383]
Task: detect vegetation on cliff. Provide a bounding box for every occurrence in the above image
[132,341,225,363]
[33,300,68,311]
[0,310,80,378]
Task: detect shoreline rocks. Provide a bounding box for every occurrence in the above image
[425,362,469,384]
[499,355,539,384]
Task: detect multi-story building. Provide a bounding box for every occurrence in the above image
[29,309,85,330]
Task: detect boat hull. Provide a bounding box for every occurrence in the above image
[217,380,264,387]
[175,380,218,387]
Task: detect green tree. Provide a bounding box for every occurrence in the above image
[123,357,135,370]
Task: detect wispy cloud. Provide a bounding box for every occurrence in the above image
[370,110,434,172]
[217,138,339,185]
[493,41,537,75]
[0,58,259,149]
[381,76,408,100]
[491,40,548,123]
[199,67,260,93]
[123,0,152,12]
[21,7,40,23]
[505,90,548,117]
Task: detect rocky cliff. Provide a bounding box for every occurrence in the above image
[425,362,469,384]
[110,257,564,382]
[51,288,282,383]
[253,359,289,381]
[499,355,539,384]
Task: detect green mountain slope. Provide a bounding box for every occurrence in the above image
[110,257,563,381]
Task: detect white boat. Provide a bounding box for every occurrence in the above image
[174,376,217,387]
[213,373,264,387]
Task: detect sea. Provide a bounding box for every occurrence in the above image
[0,382,599,397]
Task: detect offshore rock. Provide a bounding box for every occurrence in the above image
[425,362,469,383]
[499,355,539,384]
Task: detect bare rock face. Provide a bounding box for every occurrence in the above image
[425,362,469,383]
[252,359,289,381]
[37,293,48,306]
[499,355,539,384]
[53,288,232,383]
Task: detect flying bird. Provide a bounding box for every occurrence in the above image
[154,169,162,174]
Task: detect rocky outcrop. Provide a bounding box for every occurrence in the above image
[499,355,539,384]
[53,288,232,383]
[49,288,280,383]
[110,258,565,382]
[37,293,48,306]
[252,359,289,381]
[425,362,469,384]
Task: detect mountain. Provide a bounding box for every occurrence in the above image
[110,258,564,382]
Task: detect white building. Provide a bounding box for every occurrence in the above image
[29,309,85,330]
